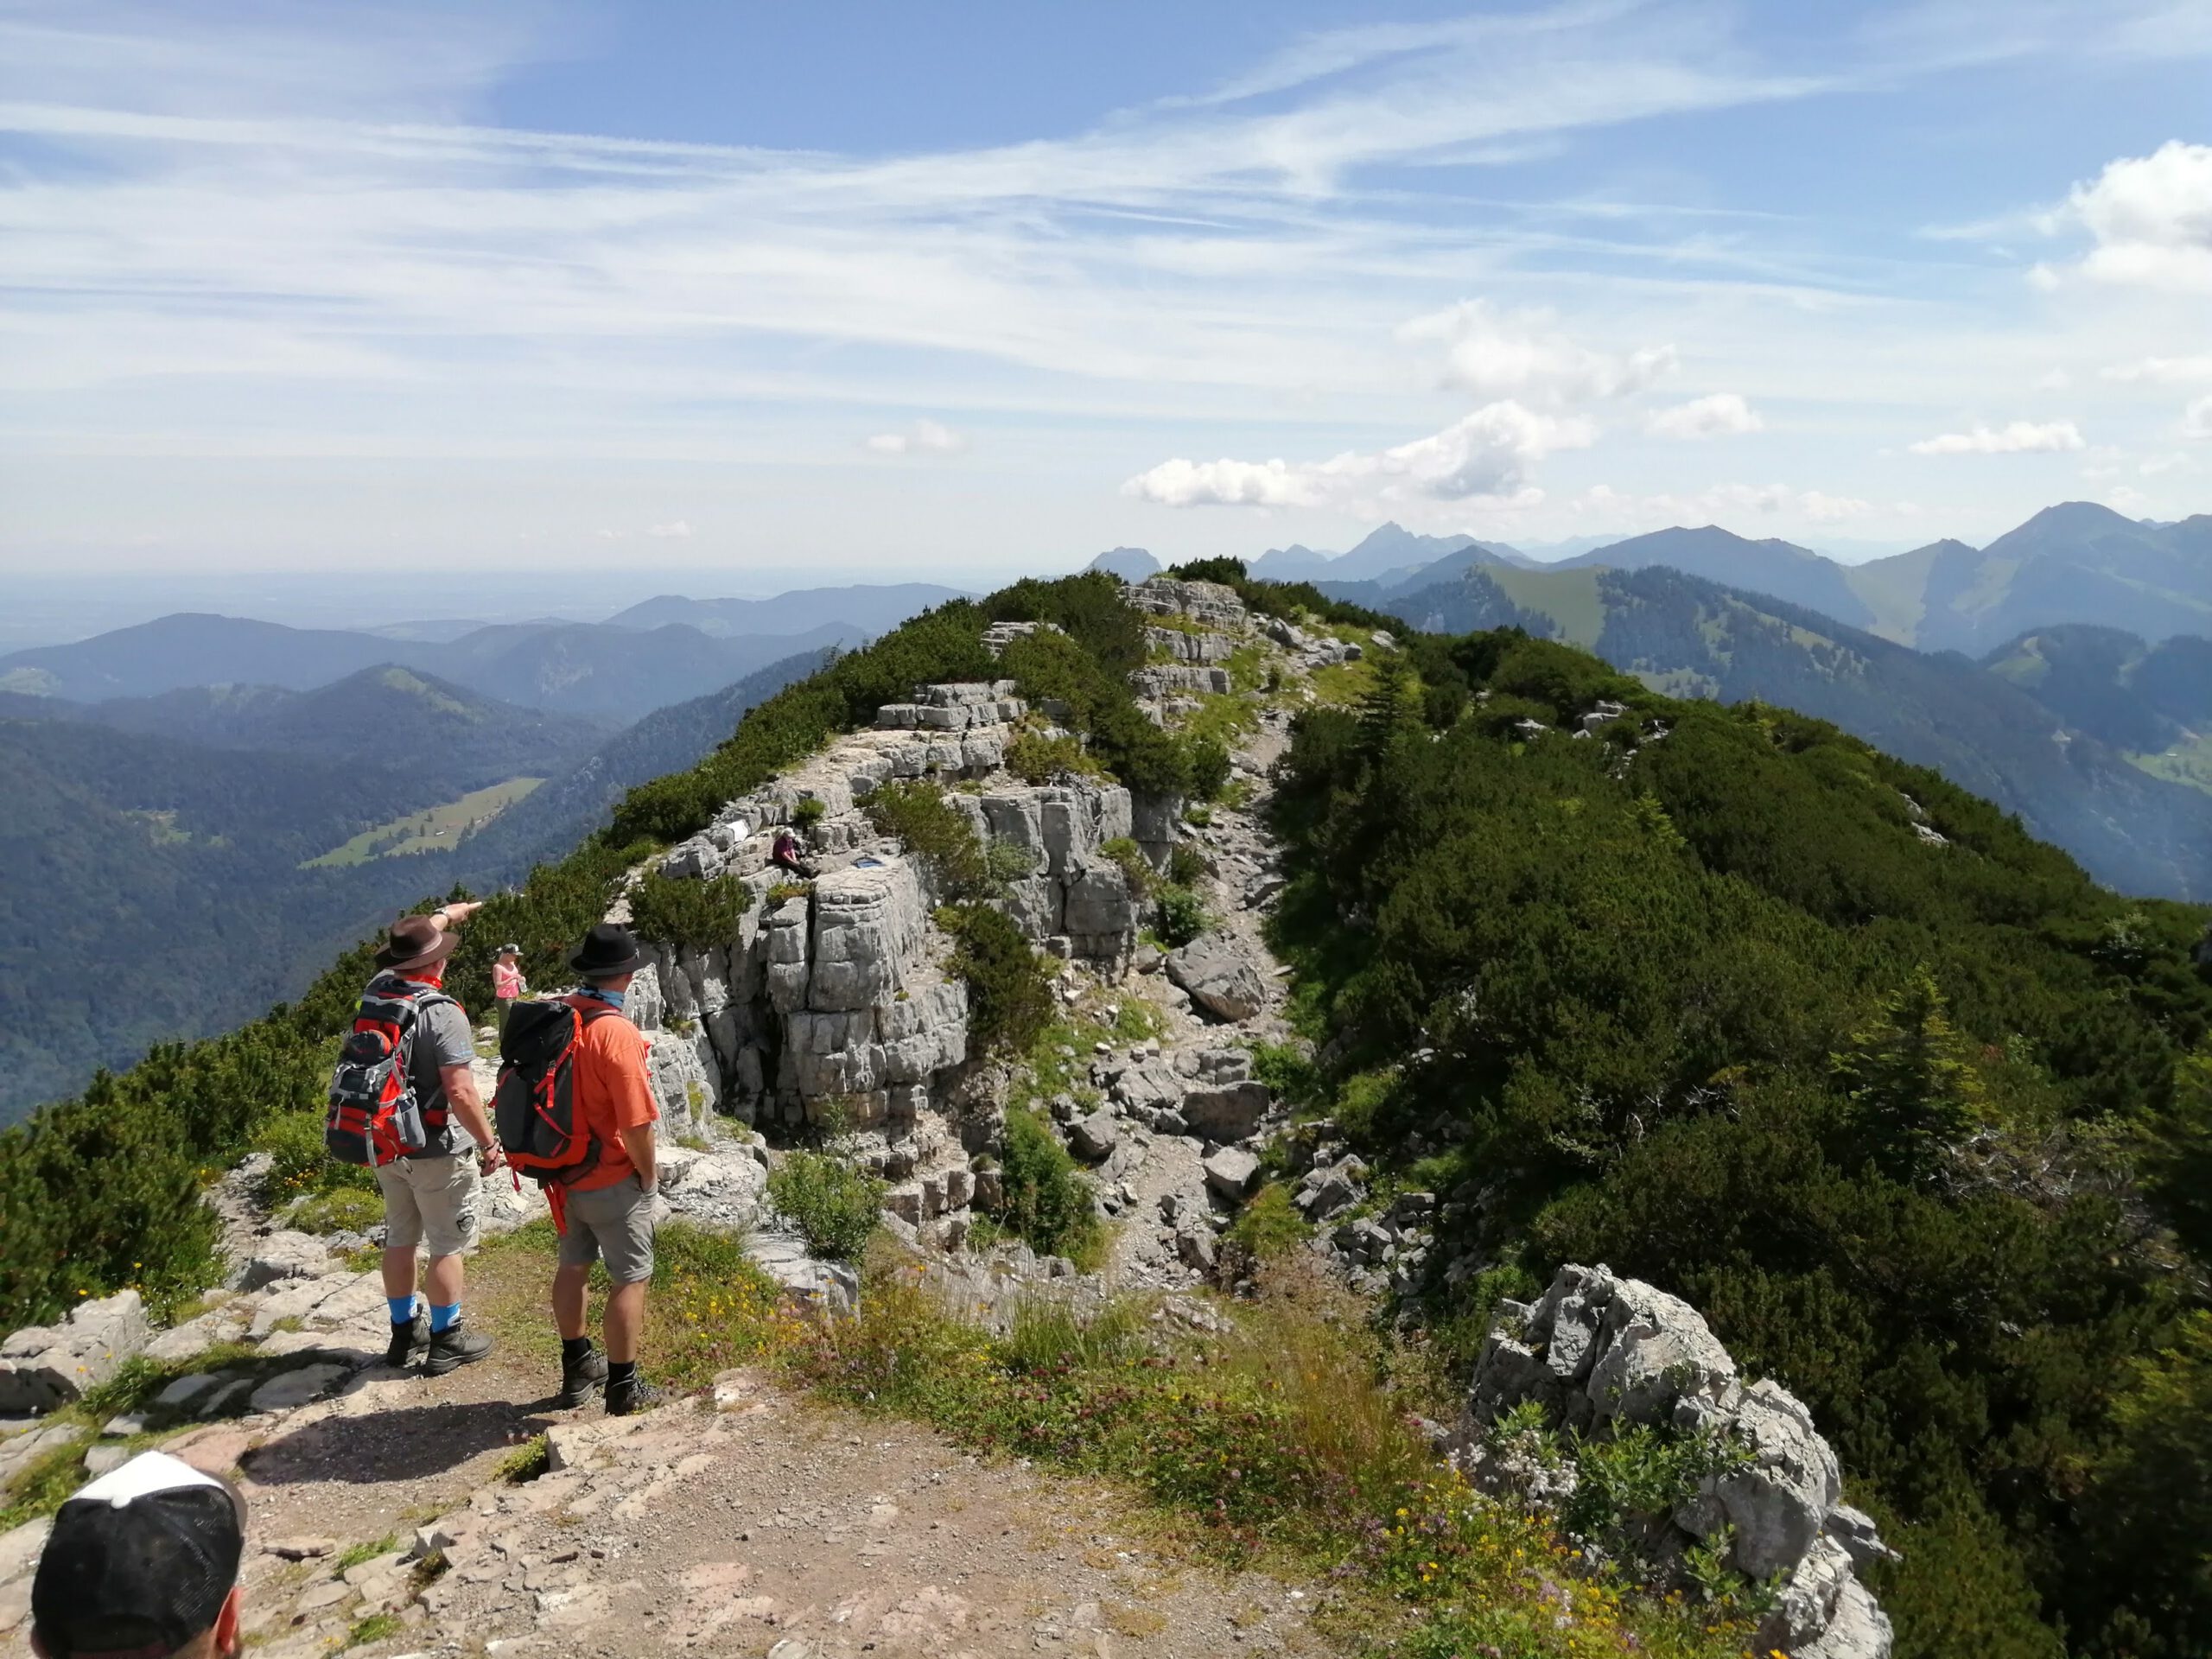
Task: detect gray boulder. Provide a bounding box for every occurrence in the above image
[1166,937,1268,1022]
[1580,1271,1737,1426]
[1068,1109,1120,1162]
[1294,1160,1364,1220]
[1201,1147,1260,1198]
[1825,1503,1900,1573]
[1702,1380,1841,1580]
[1180,1079,1270,1141]
[1801,1580,1893,1659]
[0,1291,150,1414]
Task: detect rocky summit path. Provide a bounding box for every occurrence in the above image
[6,1322,1332,1659]
[0,584,1377,1659]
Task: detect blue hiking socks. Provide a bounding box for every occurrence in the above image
[388,1295,420,1325]
[429,1302,461,1334]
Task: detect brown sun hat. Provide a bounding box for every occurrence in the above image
[373,914,461,973]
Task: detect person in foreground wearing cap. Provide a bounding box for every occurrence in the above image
[31,1452,247,1659]
[549,922,664,1414]
[365,904,502,1376]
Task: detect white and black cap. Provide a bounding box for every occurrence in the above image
[32,1451,246,1658]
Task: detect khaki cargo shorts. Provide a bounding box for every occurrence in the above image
[374,1153,480,1257]
[557,1178,656,1285]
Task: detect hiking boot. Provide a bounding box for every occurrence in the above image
[558,1342,608,1408]
[603,1372,664,1416]
[384,1311,428,1369]
[423,1320,494,1376]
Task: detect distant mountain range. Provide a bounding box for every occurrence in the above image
[1,666,607,794]
[1290,502,2212,655]
[604,582,967,639]
[1338,559,2212,899]
[0,613,864,724]
[1086,548,1162,582]
[1255,523,1534,586]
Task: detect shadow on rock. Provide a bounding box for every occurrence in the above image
[245,1398,544,1485]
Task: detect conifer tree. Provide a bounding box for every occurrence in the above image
[1830,967,1986,1181]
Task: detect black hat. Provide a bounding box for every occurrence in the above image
[569,922,645,979]
[33,1452,246,1658]
[372,913,460,974]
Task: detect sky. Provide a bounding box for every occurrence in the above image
[1,0,2209,590]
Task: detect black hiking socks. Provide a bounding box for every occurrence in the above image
[603,1360,662,1416]
[385,1310,429,1369]
[423,1319,494,1376]
[558,1337,608,1408]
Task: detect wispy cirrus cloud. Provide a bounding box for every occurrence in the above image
[864,420,966,456]
[0,0,2206,569]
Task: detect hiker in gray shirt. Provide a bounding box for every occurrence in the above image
[359,906,503,1376]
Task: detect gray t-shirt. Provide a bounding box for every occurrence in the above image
[404,992,477,1158]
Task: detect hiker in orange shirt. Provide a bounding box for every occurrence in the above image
[548,923,664,1415]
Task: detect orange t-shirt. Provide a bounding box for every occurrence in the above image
[559,994,659,1192]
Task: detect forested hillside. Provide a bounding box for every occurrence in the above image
[0,719,458,1118]
[19,665,606,792]
[1211,564,2211,1659]
[0,654,819,1123]
[1,572,2204,1657]
[1359,561,2212,899]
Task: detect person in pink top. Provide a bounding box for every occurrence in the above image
[493,944,527,1036]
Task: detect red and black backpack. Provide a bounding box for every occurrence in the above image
[494,999,615,1195]
[325,972,454,1166]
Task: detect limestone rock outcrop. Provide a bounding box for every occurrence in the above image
[0,1291,150,1413]
[1125,578,1248,630]
[1456,1263,1893,1659]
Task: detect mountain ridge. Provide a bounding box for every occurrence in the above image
[0,612,867,723]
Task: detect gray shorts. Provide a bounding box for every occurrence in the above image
[375,1153,480,1257]
[557,1179,656,1284]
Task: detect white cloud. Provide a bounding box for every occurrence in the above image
[1644,392,1765,440]
[864,419,966,456]
[2066,141,2212,292]
[2036,368,2072,390]
[1124,402,1594,511]
[1909,420,2086,454]
[1398,301,1676,406]
[2105,354,2212,384]
[645,519,693,538]
[2185,396,2212,439]
[0,3,2201,570]
[2141,451,2193,474]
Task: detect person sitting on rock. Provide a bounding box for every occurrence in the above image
[549,923,664,1416]
[31,1452,248,1659]
[770,827,816,880]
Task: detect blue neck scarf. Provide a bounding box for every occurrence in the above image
[578,985,626,1012]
